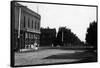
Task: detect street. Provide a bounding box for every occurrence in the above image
[15,47,96,66]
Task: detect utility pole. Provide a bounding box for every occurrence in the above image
[62,30,63,46]
[37,4,40,48]
[62,31,63,43]
[18,7,21,52]
[18,8,21,39]
[16,5,27,52]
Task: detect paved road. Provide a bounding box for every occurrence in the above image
[15,49,84,66]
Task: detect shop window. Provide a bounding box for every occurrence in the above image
[25,33,28,39]
[29,33,30,39]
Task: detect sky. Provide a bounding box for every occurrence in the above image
[18,2,97,42]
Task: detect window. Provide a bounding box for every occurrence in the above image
[28,18,30,28]
[38,22,39,30]
[28,33,29,39]
[35,21,37,30]
[25,33,28,39]
[37,22,38,30]
[32,20,33,28]
[24,16,25,27]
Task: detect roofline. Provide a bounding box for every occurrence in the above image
[14,2,41,19]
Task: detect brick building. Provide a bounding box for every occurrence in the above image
[14,2,41,51]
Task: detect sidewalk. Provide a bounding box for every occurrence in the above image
[17,48,39,53]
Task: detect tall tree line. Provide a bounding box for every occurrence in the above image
[85,21,97,49]
[53,27,81,46]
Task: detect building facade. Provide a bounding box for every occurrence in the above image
[14,3,41,51]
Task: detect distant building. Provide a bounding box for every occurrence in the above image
[40,27,56,46]
[14,2,41,51]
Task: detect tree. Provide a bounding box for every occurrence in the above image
[40,27,56,46]
[85,21,97,48]
[56,27,81,46]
